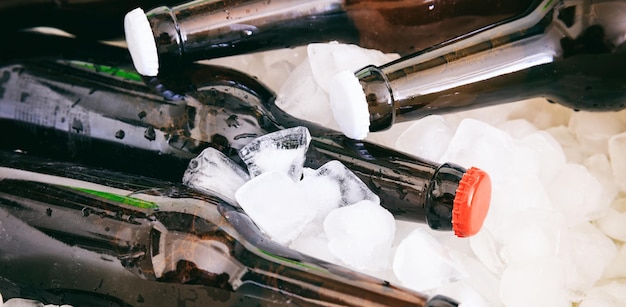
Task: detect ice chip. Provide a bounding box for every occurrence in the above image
[301,160,379,220]
[499,257,570,307]
[183,147,250,206]
[558,222,617,300]
[238,126,311,181]
[393,228,467,292]
[235,171,316,245]
[608,131,626,192]
[395,115,454,162]
[324,200,395,271]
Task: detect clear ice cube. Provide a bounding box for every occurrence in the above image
[395,115,454,162]
[393,228,467,292]
[182,147,250,206]
[324,200,395,271]
[238,126,311,181]
[300,160,379,220]
[499,257,570,307]
[234,171,316,245]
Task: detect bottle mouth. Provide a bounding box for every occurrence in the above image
[425,163,491,237]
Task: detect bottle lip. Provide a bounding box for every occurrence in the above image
[452,167,491,237]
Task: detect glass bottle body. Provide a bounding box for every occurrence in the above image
[0,32,485,232]
[0,150,460,307]
[136,0,535,71]
[359,0,626,131]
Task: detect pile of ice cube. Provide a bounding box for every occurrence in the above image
[203,42,626,306]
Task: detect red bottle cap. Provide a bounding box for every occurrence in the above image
[452,167,491,237]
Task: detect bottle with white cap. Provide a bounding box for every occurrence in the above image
[123,0,537,76]
[328,0,626,139]
[0,0,182,39]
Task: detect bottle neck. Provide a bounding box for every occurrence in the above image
[359,0,626,130]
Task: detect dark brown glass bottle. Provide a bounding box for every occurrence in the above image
[0,31,490,237]
[124,0,537,75]
[354,0,626,133]
[0,0,184,39]
[0,150,461,307]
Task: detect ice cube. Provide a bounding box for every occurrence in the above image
[300,160,379,220]
[546,125,585,163]
[483,174,552,239]
[435,282,493,307]
[500,208,564,264]
[324,200,395,271]
[595,207,626,242]
[584,154,619,201]
[289,223,338,264]
[495,118,538,139]
[579,282,626,307]
[275,58,339,129]
[547,164,612,225]
[238,126,311,181]
[517,131,567,184]
[508,98,573,129]
[469,228,505,274]
[499,257,570,307]
[307,42,398,93]
[182,147,250,206]
[608,131,626,192]
[393,228,467,292]
[568,111,625,156]
[558,222,617,301]
[395,115,454,162]
[439,118,515,184]
[235,171,316,245]
[206,46,307,92]
[602,243,626,280]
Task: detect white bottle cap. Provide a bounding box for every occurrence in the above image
[124,8,159,76]
[328,70,370,140]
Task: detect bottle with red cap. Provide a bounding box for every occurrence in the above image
[0,149,462,307]
[0,31,492,237]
